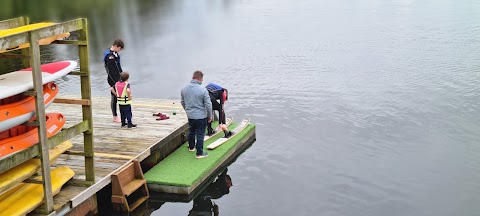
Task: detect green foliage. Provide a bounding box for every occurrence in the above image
[0,0,112,22]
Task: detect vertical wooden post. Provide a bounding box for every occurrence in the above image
[21,16,30,68]
[29,31,54,213]
[78,18,95,182]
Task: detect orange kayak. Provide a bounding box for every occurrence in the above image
[0,113,65,158]
[0,82,58,132]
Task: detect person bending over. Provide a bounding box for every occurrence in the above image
[206,83,232,138]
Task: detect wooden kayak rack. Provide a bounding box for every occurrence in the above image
[0,16,94,215]
[111,161,149,212]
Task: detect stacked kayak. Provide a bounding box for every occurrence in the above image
[0,60,77,99]
[0,60,77,158]
[0,82,58,132]
[0,22,70,53]
[0,166,75,216]
[0,22,77,215]
[0,112,65,158]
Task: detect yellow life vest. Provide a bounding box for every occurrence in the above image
[115,81,132,105]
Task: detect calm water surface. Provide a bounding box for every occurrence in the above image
[2,0,480,215]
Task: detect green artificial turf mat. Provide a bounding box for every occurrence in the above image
[145,122,255,187]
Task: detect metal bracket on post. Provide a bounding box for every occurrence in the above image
[29,30,54,214]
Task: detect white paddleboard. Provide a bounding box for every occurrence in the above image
[0,61,77,99]
[207,118,250,150]
[204,117,233,141]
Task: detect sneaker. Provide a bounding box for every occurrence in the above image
[152,112,164,117]
[128,124,137,128]
[196,152,209,159]
[113,116,121,123]
[224,131,234,138]
[188,148,195,152]
[121,124,127,128]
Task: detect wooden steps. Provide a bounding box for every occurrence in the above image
[111,161,149,212]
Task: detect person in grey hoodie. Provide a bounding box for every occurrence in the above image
[181,71,213,158]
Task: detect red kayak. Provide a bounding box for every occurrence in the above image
[0,113,65,158]
[0,82,58,132]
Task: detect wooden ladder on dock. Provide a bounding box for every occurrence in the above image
[111,161,149,212]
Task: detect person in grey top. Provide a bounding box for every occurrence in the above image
[181,71,213,158]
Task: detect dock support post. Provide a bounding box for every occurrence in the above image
[78,18,95,183]
[29,31,54,213]
[21,16,30,68]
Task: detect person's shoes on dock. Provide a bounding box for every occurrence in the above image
[188,147,195,152]
[128,124,137,128]
[196,152,208,159]
[113,116,121,123]
[121,124,127,128]
[152,112,164,117]
[224,131,234,138]
[156,115,170,121]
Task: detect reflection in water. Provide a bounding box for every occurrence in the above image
[138,168,233,216]
[188,169,232,216]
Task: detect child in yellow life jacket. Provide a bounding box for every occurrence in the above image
[111,72,137,128]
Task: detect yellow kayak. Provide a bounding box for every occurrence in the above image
[0,141,73,196]
[0,22,70,53]
[0,166,75,216]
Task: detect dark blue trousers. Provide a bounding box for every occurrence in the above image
[119,104,132,126]
[188,118,207,155]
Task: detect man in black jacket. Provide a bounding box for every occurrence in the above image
[104,39,124,123]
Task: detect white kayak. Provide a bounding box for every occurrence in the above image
[0,61,77,100]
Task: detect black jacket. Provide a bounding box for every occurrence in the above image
[104,49,123,86]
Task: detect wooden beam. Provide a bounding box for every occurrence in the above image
[21,17,31,68]
[51,40,87,45]
[23,90,36,96]
[24,177,44,184]
[29,30,54,213]
[47,120,90,147]
[66,179,94,187]
[64,150,87,156]
[0,120,89,174]
[0,16,28,30]
[23,121,39,127]
[78,18,95,183]
[68,70,89,76]
[0,53,31,59]
[53,98,91,105]
[0,18,84,50]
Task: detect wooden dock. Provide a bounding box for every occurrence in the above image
[37,95,188,214]
[0,16,257,216]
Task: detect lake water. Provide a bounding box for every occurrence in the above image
[2,0,480,215]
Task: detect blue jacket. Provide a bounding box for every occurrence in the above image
[181,80,213,120]
[206,83,223,92]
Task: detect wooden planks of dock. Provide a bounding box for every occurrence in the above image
[36,95,188,213]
